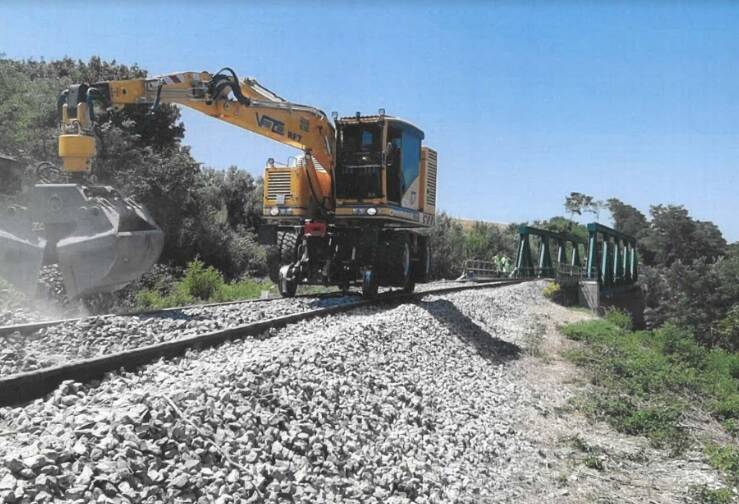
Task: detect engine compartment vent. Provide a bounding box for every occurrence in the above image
[266,170,292,201]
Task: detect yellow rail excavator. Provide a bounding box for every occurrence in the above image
[0,68,437,298]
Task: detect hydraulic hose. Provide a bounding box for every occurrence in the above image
[85,87,106,123]
[150,81,164,112]
[210,68,251,106]
[56,90,69,125]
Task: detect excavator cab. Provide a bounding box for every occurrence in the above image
[333,114,430,215]
[334,120,384,200]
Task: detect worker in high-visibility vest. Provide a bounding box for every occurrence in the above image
[493,255,504,274]
[501,256,511,273]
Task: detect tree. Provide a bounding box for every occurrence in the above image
[564,192,604,222]
[462,221,516,263]
[534,216,588,242]
[428,212,465,279]
[639,205,727,267]
[219,166,259,229]
[715,305,739,352]
[0,57,154,164]
[606,198,648,237]
[564,192,592,219]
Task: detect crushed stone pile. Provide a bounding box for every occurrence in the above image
[0,295,355,377]
[0,282,549,503]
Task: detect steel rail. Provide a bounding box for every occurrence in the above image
[0,289,351,338]
[0,279,528,406]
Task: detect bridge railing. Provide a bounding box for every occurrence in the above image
[460,259,510,281]
[513,225,586,279]
[511,263,583,280]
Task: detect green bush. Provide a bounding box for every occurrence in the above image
[543,282,561,301]
[135,288,192,310]
[135,259,274,310]
[715,305,739,352]
[705,443,739,487]
[690,485,735,504]
[605,308,633,331]
[561,319,624,343]
[220,277,274,300]
[562,316,739,459]
[177,259,225,300]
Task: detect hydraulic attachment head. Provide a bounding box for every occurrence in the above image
[0,185,163,298]
[0,205,46,295]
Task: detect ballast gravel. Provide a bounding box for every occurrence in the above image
[0,280,494,377]
[0,282,549,503]
[0,296,356,377]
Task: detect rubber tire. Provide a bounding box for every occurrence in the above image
[415,237,431,283]
[402,277,415,294]
[362,269,378,299]
[269,231,299,283]
[278,265,298,298]
[382,233,412,287]
[398,238,413,290]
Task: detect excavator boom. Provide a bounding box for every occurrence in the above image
[66,70,336,195]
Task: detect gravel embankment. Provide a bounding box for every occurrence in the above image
[0,280,504,377]
[0,282,547,503]
[0,295,357,377]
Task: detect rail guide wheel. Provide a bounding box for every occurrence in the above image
[400,240,415,293]
[278,265,298,298]
[362,269,378,299]
[403,275,415,294]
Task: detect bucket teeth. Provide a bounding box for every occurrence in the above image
[0,205,46,295]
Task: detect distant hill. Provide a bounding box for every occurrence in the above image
[454,218,510,231]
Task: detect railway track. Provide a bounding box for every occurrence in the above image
[0,279,527,406]
[0,289,350,337]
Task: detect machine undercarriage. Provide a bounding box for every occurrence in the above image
[272,221,430,298]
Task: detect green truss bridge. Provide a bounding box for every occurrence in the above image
[508,223,643,320]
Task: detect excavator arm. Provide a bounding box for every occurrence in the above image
[59,68,336,207]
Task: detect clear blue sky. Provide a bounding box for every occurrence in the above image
[1,1,738,241]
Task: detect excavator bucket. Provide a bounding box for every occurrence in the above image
[29,184,164,298]
[0,184,163,299]
[0,205,46,295]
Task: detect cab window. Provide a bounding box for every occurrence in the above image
[400,129,421,193]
